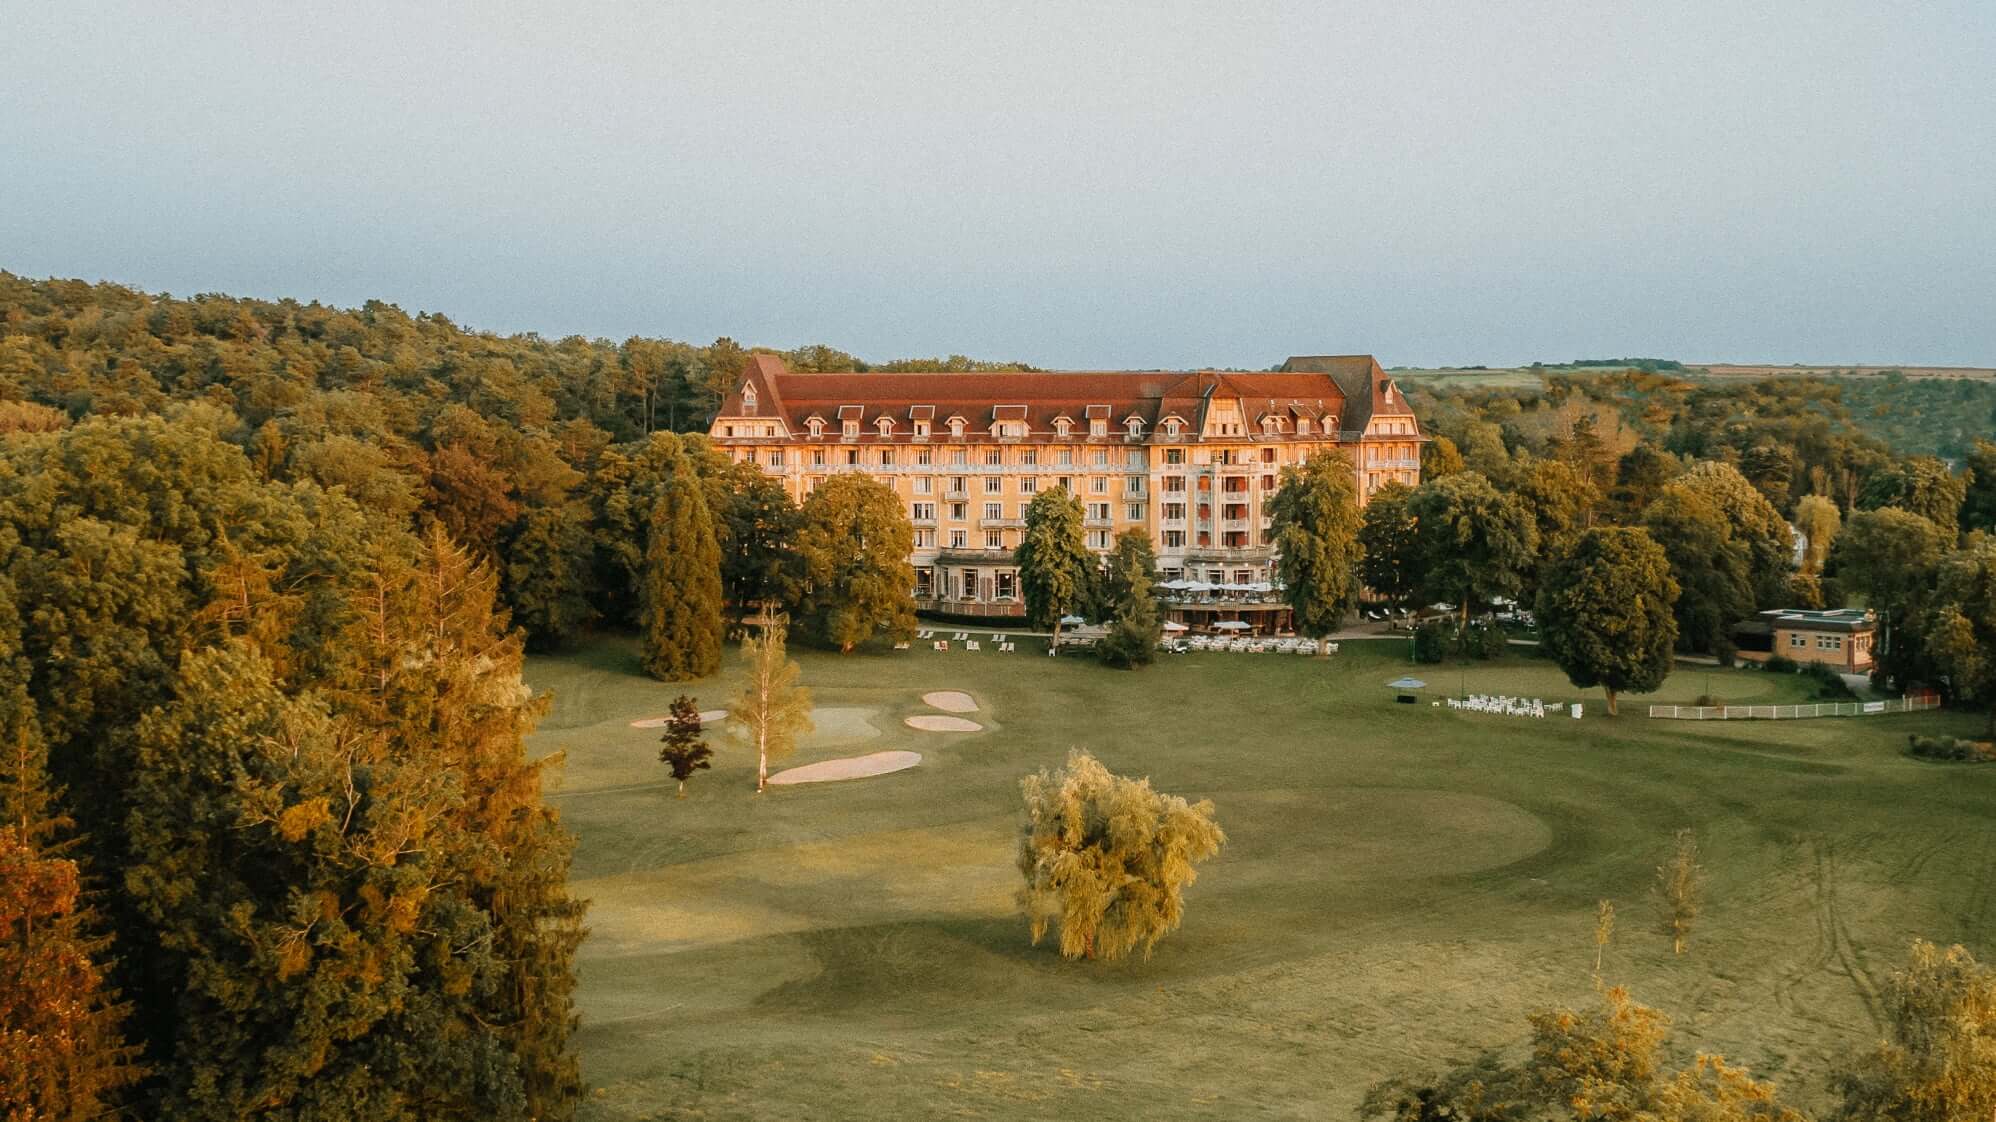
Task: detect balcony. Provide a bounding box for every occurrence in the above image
[1370,457,1420,469]
[935,546,1015,563]
[943,489,969,501]
[1083,517,1112,528]
[1178,545,1277,562]
[978,517,1024,528]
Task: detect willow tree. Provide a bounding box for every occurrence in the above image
[1268,452,1362,655]
[1016,750,1225,961]
[731,614,813,793]
[1016,489,1092,650]
[794,474,916,653]
[1535,527,1679,716]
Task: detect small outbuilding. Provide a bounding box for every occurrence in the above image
[1733,608,1877,672]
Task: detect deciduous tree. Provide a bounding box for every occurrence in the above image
[1535,527,1679,716]
[1407,472,1540,640]
[1016,488,1093,649]
[1858,455,1968,540]
[731,613,813,793]
[1268,451,1363,655]
[1926,537,1996,736]
[1833,940,1996,1121]
[1656,828,1702,955]
[1358,480,1421,609]
[1794,494,1842,577]
[1095,529,1159,669]
[795,474,916,653]
[1644,485,1754,659]
[1016,750,1224,961]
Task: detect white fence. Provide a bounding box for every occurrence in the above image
[1647,695,1941,721]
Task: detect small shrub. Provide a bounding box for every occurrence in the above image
[1764,654,1799,674]
[1908,735,1994,763]
[1470,620,1509,660]
[1693,694,1720,708]
[1412,621,1448,664]
[1801,663,1856,700]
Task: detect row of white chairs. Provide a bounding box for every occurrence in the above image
[917,639,1019,652]
[1447,694,1549,718]
[915,630,1014,643]
[1181,636,1335,656]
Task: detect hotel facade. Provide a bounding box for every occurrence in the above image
[709,354,1424,621]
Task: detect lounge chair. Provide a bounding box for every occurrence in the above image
[966,640,981,651]
[933,641,948,651]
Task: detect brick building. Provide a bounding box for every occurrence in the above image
[708,354,1423,620]
[1734,608,1878,672]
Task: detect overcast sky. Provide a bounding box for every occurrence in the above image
[3,2,1992,369]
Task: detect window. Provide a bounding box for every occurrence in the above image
[951,449,967,465]
[914,530,935,549]
[916,448,932,466]
[1128,449,1144,467]
[1090,419,1107,437]
[914,420,931,439]
[1262,417,1279,434]
[1092,449,1108,466]
[1091,476,1107,494]
[960,568,978,597]
[1261,447,1276,463]
[842,420,859,439]
[808,418,825,438]
[949,502,967,521]
[1165,448,1184,465]
[1127,418,1144,437]
[880,449,895,466]
[1055,419,1072,437]
[984,476,1002,493]
[949,530,968,549]
[741,384,758,414]
[877,417,894,437]
[1021,448,1038,466]
[996,571,1017,599]
[1164,503,1186,520]
[845,449,860,465]
[912,502,936,521]
[1058,476,1074,492]
[1789,634,1806,648]
[984,530,1004,549]
[949,418,966,437]
[1163,420,1182,437]
[812,449,826,466]
[1127,503,1144,521]
[1020,476,1038,494]
[1297,418,1311,435]
[1087,503,1110,521]
[1127,476,1145,494]
[723,425,734,437]
[913,566,933,595]
[915,476,932,494]
[1057,448,1073,466]
[1163,476,1186,493]
[985,448,1002,466]
[1087,529,1110,549]
[1163,530,1185,547]
[770,449,785,467]
[1261,475,1275,490]
[984,502,1002,520]
[950,475,968,494]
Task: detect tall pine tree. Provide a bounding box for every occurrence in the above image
[639,460,724,681]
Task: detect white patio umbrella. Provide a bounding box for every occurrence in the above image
[1058,614,1086,626]
[1161,620,1188,632]
[1213,621,1252,631]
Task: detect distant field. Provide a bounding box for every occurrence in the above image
[1696,364,1996,381]
[1390,363,1996,384]
[528,634,1994,1121]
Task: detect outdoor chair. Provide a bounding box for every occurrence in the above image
[933,641,948,651]
[966,640,980,651]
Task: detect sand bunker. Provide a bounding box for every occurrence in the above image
[767,751,922,786]
[905,715,983,733]
[921,690,979,713]
[628,709,728,730]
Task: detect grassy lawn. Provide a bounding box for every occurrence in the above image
[526,635,1995,1121]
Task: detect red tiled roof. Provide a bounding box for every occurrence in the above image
[715,355,1414,443]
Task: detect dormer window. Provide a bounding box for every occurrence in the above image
[741,384,758,415]
[1163,419,1183,437]
[949,417,966,438]
[1296,418,1311,435]
[877,417,894,437]
[842,420,859,439]
[807,418,825,438]
[914,420,931,439]
[1262,416,1280,434]
[1126,417,1145,438]
[1054,418,1072,438]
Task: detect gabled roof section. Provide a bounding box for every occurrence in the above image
[716,352,791,420]
[1280,355,1406,434]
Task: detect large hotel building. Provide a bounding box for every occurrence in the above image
[709,354,1424,620]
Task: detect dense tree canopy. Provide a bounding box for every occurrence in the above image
[1406,472,1540,636]
[1016,488,1093,646]
[794,474,916,653]
[1268,452,1363,646]
[1536,527,1680,715]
